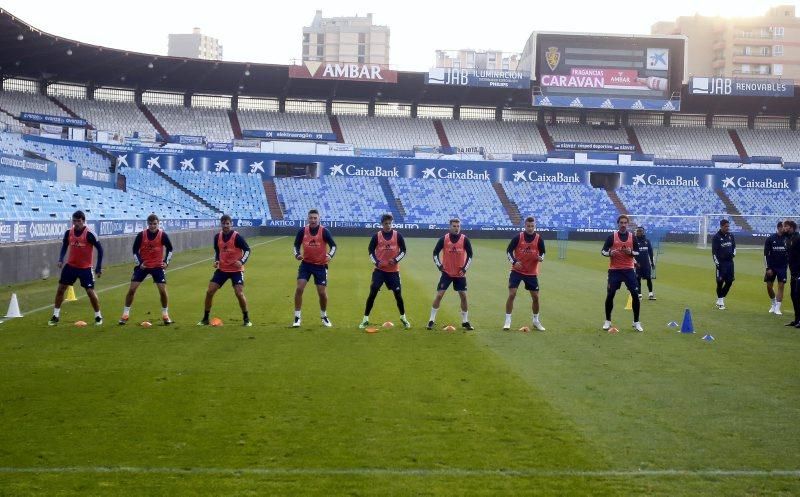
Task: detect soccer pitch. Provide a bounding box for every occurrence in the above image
[1,235,798,496]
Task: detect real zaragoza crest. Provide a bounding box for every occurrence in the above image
[545,47,561,71]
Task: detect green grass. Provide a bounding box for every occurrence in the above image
[1,235,799,496]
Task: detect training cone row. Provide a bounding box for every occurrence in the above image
[64,285,77,302]
[5,293,22,318]
[680,308,694,334]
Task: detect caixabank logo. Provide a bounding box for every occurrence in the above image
[512,170,580,183]
[421,167,490,180]
[631,173,701,187]
[721,175,790,190]
[329,164,400,177]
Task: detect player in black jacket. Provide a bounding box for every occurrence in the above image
[783,220,800,328]
[764,221,788,315]
[712,219,736,310]
[634,226,656,301]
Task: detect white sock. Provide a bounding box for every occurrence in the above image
[401,314,407,321]
[461,311,468,323]
[504,313,512,323]
[776,301,782,309]
[294,310,301,318]
[162,307,168,315]
[533,313,540,322]
[123,306,131,315]
[320,310,327,318]
[429,307,438,322]
[95,311,102,318]
[362,315,369,322]
[53,307,61,318]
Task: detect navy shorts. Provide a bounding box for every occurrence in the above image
[210,270,244,287]
[608,269,639,293]
[59,264,95,289]
[508,271,539,291]
[716,262,735,282]
[298,262,328,286]
[437,273,467,292]
[636,264,652,279]
[764,266,787,283]
[132,266,167,284]
[371,270,401,291]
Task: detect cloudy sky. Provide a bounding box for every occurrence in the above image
[1,0,790,70]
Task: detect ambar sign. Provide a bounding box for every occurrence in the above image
[289,62,398,83]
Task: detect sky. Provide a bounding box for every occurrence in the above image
[1,0,793,70]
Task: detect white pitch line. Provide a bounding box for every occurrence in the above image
[0,466,798,478]
[21,236,287,316]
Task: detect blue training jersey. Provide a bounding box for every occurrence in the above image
[634,236,653,268]
[712,231,736,264]
[764,233,787,269]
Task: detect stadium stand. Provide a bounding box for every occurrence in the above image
[0,132,23,155]
[24,141,110,172]
[147,104,234,142]
[338,116,440,149]
[0,111,18,129]
[737,129,800,163]
[390,178,510,225]
[547,123,630,144]
[721,188,800,233]
[0,175,207,220]
[237,110,332,134]
[120,168,215,218]
[616,185,734,233]
[60,97,156,139]
[634,125,739,160]
[502,181,619,229]
[165,170,270,220]
[0,132,110,172]
[0,89,69,118]
[274,176,389,222]
[441,120,548,155]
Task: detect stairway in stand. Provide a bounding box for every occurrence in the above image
[492,183,521,225]
[378,177,404,222]
[263,179,284,220]
[606,189,627,215]
[155,169,221,213]
[715,188,753,232]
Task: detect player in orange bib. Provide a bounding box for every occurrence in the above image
[292,209,337,328]
[504,216,546,331]
[48,210,104,326]
[198,214,252,327]
[601,215,643,332]
[119,214,174,326]
[427,218,474,331]
[359,213,411,329]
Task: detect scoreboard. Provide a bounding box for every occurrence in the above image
[524,32,686,111]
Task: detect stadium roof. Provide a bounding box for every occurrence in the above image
[0,8,798,116]
[0,9,529,107]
